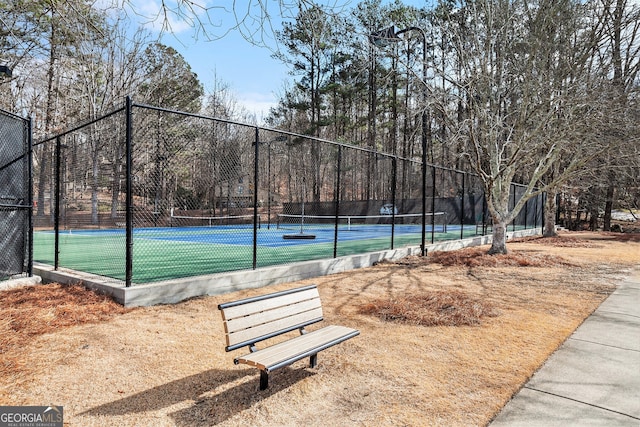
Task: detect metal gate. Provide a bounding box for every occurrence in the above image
[0,109,32,280]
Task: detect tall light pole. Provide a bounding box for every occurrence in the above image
[257,135,288,228]
[371,26,430,255]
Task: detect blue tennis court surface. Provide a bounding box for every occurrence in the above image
[53,223,451,247]
[33,222,499,283]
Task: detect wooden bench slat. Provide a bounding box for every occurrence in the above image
[226,307,324,347]
[220,287,320,320]
[224,297,322,334]
[245,326,357,369]
[239,326,344,368]
[235,325,359,371]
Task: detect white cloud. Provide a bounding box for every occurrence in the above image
[237,91,278,119]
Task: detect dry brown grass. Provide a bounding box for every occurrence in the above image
[1,231,638,426]
[0,284,130,393]
[1,283,128,339]
[512,234,602,248]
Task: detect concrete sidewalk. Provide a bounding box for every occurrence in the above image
[491,269,640,426]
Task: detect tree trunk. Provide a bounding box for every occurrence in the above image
[488,220,508,254]
[589,207,599,231]
[603,183,614,231]
[543,190,558,237]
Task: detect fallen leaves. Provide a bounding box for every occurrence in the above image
[358,290,499,326]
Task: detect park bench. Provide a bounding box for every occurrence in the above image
[218,284,360,390]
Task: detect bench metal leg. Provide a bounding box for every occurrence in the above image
[260,370,269,390]
[310,354,317,368]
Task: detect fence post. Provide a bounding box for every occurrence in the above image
[27,116,33,276]
[541,192,546,235]
[391,156,397,249]
[54,136,61,270]
[253,127,259,269]
[431,166,436,244]
[533,194,540,228]
[511,184,516,231]
[421,162,427,256]
[125,96,133,287]
[460,172,465,240]
[333,145,342,258]
[482,194,488,236]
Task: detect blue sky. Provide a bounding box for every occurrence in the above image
[162,28,287,119]
[123,0,295,119]
[124,0,424,120]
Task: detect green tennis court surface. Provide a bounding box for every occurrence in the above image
[33,224,488,283]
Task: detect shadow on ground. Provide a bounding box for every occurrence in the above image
[81,366,315,425]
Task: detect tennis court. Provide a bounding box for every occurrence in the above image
[33,212,479,283]
[28,102,544,288]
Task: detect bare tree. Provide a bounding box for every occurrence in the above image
[73,19,152,221]
[536,0,640,234]
[117,0,350,48]
[444,0,607,254]
[599,0,640,230]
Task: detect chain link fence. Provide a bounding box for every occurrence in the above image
[32,108,128,278]
[0,109,32,280]
[32,99,544,286]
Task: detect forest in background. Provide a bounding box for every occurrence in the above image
[1,0,638,253]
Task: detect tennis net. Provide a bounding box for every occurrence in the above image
[169,209,260,228]
[276,212,446,232]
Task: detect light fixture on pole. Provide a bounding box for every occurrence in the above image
[371,25,430,256]
[0,65,12,78]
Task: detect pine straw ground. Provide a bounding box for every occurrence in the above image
[1,231,638,426]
